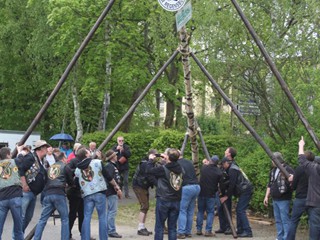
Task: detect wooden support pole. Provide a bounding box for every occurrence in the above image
[96,50,180,153]
[191,52,290,178]
[12,0,117,157]
[230,0,320,151]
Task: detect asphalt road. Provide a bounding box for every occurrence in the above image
[2,189,308,239]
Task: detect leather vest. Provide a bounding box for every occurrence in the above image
[0,159,21,189]
[45,161,66,189]
[75,159,107,198]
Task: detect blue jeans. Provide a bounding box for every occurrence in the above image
[155,198,180,240]
[82,192,107,240]
[106,195,118,234]
[178,184,200,235]
[308,206,320,240]
[34,194,69,240]
[21,191,37,231]
[196,196,216,233]
[0,197,23,240]
[273,200,290,240]
[218,197,232,231]
[236,191,252,235]
[287,198,307,240]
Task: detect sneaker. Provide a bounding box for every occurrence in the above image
[108,232,122,238]
[196,230,203,236]
[204,232,215,237]
[185,233,192,238]
[237,232,253,238]
[137,228,149,236]
[215,229,225,234]
[224,228,232,235]
[177,234,186,239]
[90,238,96,240]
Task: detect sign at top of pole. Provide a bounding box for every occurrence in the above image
[176,1,192,32]
[158,0,186,12]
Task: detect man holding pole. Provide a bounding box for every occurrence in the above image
[298,137,320,239]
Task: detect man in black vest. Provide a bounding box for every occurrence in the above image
[33,151,69,240]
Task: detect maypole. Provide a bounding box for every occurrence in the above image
[179,26,200,174]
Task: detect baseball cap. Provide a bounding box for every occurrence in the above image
[210,155,219,163]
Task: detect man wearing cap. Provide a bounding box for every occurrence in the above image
[196,155,222,237]
[17,139,49,233]
[177,152,200,239]
[220,147,254,238]
[264,152,294,240]
[104,150,122,238]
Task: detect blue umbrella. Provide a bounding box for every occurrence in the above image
[50,133,74,142]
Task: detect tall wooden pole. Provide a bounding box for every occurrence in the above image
[230,0,320,151]
[12,0,117,157]
[179,26,200,174]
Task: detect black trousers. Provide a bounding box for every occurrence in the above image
[67,194,84,237]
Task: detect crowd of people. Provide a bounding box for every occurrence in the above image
[0,136,319,240]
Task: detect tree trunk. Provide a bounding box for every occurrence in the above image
[71,76,83,142]
[120,88,143,132]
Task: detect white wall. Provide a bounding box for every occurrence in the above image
[0,130,41,150]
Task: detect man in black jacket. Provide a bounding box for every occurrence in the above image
[146,148,183,240]
[112,136,131,198]
[196,155,222,237]
[18,140,49,233]
[221,147,253,238]
[298,137,320,240]
[287,150,314,240]
[105,150,123,238]
[132,149,157,236]
[177,153,200,239]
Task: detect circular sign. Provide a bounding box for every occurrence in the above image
[158,0,187,12]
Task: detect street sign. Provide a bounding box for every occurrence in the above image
[158,0,186,12]
[176,1,192,32]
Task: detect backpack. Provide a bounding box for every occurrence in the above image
[132,160,150,189]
